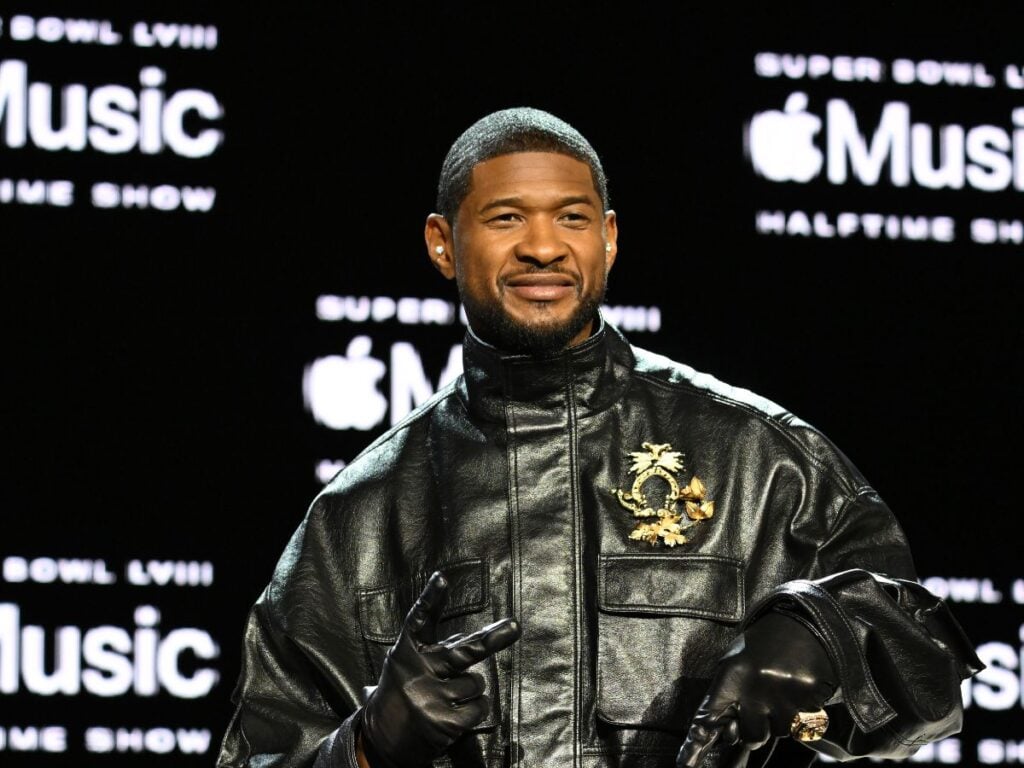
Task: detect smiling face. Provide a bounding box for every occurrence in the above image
[425,152,618,354]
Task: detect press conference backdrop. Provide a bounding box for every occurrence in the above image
[2,4,1021,766]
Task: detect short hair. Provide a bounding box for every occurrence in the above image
[436,107,609,223]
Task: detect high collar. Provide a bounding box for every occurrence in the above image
[458,316,635,423]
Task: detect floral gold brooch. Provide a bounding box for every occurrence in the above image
[613,442,715,547]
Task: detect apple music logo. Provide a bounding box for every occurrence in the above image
[747,92,823,183]
[302,337,390,431]
[747,92,1024,192]
[302,336,462,432]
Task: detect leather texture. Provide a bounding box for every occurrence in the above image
[218,320,980,768]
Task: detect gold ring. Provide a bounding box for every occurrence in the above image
[790,709,829,742]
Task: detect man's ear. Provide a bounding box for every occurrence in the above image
[603,210,618,272]
[424,214,456,280]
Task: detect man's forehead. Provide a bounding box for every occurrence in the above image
[466,152,600,205]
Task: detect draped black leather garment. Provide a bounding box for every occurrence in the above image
[218,320,980,768]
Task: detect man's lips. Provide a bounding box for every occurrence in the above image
[503,273,577,302]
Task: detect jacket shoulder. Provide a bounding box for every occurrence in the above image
[629,345,869,494]
[630,345,805,425]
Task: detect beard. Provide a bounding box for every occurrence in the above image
[459,270,607,355]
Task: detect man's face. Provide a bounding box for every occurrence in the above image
[427,152,617,354]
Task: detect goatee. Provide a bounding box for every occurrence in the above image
[460,280,607,356]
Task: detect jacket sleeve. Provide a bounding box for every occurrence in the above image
[748,489,982,762]
[217,515,366,768]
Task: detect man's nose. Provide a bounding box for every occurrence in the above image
[514,220,567,266]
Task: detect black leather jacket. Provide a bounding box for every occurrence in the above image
[219,321,980,768]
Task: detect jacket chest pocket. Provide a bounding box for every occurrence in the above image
[357,559,499,731]
[596,554,745,733]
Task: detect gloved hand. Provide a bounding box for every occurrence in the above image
[677,611,837,768]
[360,571,521,768]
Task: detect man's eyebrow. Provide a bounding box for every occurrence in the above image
[477,195,598,213]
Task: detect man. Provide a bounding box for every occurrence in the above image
[219,108,980,768]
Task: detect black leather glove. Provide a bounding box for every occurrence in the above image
[677,611,837,768]
[360,571,521,768]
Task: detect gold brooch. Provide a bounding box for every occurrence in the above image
[613,442,715,547]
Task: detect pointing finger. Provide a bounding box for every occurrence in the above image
[404,571,448,644]
[436,618,521,674]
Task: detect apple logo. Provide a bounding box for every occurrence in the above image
[303,336,388,430]
[747,92,823,183]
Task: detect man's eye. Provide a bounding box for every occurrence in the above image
[560,212,590,225]
[489,213,518,223]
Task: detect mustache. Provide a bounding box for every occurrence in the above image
[501,266,581,285]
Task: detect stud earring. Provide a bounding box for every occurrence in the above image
[435,245,445,255]
[605,243,612,252]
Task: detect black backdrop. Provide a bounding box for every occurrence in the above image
[3,3,1021,766]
